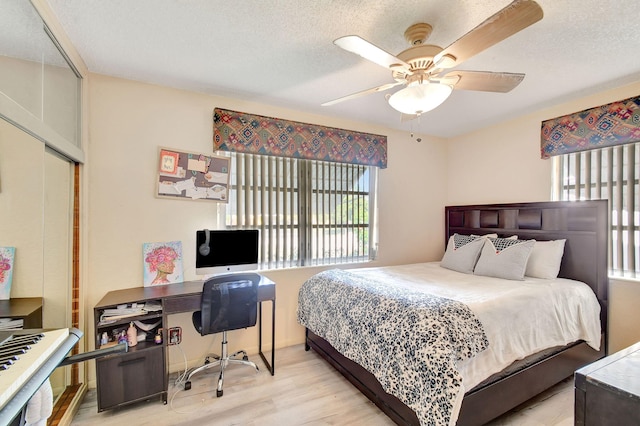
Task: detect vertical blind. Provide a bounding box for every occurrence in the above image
[226,152,377,269]
[556,142,640,275]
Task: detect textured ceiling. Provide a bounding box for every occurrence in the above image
[44,0,640,138]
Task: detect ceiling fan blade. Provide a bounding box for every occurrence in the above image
[321,82,404,106]
[442,70,525,92]
[334,35,412,73]
[435,0,543,68]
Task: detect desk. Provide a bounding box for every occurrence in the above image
[159,277,276,375]
[93,275,275,411]
[0,297,43,328]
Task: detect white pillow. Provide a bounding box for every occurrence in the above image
[440,234,486,274]
[525,239,566,279]
[474,237,535,280]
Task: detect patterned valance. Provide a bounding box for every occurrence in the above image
[213,108,387,168]
[540,95,640,159]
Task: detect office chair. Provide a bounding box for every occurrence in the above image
[184,273,260,397]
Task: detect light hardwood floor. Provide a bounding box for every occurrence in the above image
[71,345,574,425]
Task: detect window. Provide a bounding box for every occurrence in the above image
[226,152,378,269]
[554,143,640,275]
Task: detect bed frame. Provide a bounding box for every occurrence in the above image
[305,200,608,425]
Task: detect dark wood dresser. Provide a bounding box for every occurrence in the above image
[575,341,640,425]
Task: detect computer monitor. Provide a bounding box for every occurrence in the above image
[195,229,259,276]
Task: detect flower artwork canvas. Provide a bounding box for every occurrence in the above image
[143,241,183,286]
[0,247,15,300]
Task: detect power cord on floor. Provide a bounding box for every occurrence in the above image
[168,342,205,413]
[168,335,218,413]
[171,342,190,387]
[169,385,205,414]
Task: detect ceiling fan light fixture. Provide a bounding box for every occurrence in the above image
[387,81,453,115]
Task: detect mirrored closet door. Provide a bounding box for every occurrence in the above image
[1,0,85,413]
[0,119,75,399]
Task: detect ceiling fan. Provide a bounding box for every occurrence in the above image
[322,0,543,119]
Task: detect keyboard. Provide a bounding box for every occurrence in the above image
[0,328,82,424]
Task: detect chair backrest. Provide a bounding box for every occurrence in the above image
[199,273,260,335]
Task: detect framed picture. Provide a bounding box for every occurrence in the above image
[156,147,230,202]
[142,241,184,286]
[159,149,180,176]
[0,247,15,300]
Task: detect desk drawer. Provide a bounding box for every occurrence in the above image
[163,294,200,314]
[96,346,164,411]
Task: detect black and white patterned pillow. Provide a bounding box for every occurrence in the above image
[474,237,535,280]
[440,234,486,274]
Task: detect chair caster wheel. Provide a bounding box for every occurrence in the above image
[184,381,191,391]
[243,355,249,361]
[216,389,223,397]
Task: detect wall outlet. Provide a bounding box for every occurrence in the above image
[168,326,182,345]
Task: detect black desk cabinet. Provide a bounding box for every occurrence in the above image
[94,297,166,412]
[96,345,165,410]
[575,341,640,425]
[94,277,275,412]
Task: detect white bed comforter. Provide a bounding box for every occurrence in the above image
[351,262,602,392]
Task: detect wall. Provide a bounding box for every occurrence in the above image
[86,72,640,386]
[445,113,552,205]
[447,80,640,353]
[609,277,640,352]
[86,74,448,381]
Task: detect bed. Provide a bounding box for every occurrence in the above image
[298,200,608,425]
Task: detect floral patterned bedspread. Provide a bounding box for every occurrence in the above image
[297,269,489,426]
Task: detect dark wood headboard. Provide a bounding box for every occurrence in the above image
[445,200,609,332]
